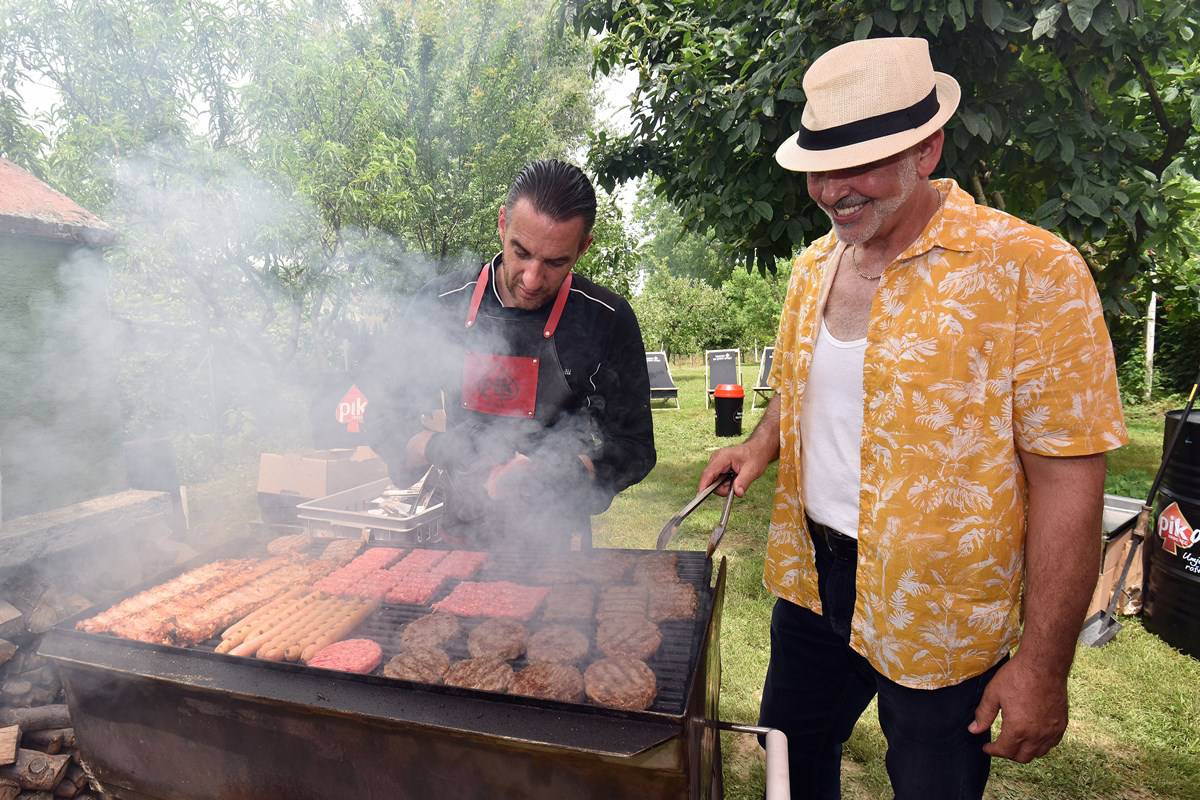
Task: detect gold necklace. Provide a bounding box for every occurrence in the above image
[851,246,884,281]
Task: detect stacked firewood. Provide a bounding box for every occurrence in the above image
[0,706,96,798]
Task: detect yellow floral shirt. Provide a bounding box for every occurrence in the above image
[765,179,1128,689]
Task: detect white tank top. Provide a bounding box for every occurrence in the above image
[800,320,867,539]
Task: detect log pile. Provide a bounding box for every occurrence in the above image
[0,525,198,800]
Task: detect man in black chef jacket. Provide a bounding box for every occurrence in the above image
[367,159,656,549]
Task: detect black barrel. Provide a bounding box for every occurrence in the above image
[1144,408,1200,658]
[714,384,744,437]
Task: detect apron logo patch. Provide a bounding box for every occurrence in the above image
[477,366,520,404]
[1159,502,1198,555]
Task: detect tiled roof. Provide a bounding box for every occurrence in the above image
[0,158,115,246]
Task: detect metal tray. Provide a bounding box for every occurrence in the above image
[296,477,443,535]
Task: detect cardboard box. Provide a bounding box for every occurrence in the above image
[257,447,388,501]
[1085,528,1143,619]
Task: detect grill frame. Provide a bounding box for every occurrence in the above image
[40,536,728,799]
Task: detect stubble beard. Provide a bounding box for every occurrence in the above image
[825,155,921,245]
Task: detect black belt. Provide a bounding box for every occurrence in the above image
[806,516,858,556]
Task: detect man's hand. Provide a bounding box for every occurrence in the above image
[698,394,781,497]
[405,429,435,469]
[969,654,1068,763]
[698,443,772,498]
[485,454,532,498]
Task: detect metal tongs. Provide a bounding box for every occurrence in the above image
[412,465,443,513]
[656,470,737,557]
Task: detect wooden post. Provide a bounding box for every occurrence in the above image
[1144,290,1156,403]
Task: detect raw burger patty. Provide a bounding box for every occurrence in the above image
[467,618,527,660]
[383,647,450,684]
[444,657,514,692]
[306,638,382,674]
[526,624,590,665]
[596,615,662,660]
[584,657,657,710]
[648,582,698,622]
[399,612,461,650]
[512,662,585,703]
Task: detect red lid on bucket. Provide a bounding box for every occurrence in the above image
[714,383,744,398]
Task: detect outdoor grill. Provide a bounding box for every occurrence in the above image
[38,536,734,799]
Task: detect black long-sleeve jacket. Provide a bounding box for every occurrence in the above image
[363,257,656,520]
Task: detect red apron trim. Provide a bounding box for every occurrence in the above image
[464,261,491,328]
[461,352,539,418]
[544,272,572,338]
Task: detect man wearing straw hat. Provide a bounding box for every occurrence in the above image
[700,37,1127,798]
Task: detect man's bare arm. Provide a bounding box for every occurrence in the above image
[969,450,1106,762]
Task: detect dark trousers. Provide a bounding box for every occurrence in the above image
[758,521,1004,800]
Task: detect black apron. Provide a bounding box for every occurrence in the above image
[442,260,587,550]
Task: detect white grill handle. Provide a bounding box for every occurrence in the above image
[708,721,790,800]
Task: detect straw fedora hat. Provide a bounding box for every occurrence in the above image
[775,37,960,173]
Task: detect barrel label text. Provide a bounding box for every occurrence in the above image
[1158,502,1198,556]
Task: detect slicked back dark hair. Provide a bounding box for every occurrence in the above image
[504,159,597,236]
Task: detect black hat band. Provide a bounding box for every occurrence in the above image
[796,87,940,151]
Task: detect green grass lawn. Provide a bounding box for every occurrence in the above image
[593,364,1200,800]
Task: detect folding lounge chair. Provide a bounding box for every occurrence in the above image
[704,348,741,408]
[751,346,775,410]
[645,351,681,410]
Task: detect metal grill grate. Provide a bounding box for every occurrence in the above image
[352,547,711,714]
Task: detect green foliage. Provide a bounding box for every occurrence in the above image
[633,181,733,286]
[578,0,1200,324]
[575,193,641,296]
[633,267,740,355]
[721,263,790,351]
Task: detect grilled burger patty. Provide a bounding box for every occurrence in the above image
[596,615,662,661]
[399,612,461,650]
[526,624,590,665]
[632,552,680,585]
[596,585,649,621]
[467,618,527,660]
[542,583,596,622]
[444,657,514,692]
[648,582,698,622]
[382,646,450,684]
[584,657,657,710]
[512,662,585,703]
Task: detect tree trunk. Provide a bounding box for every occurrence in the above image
[1144,290,1156,403]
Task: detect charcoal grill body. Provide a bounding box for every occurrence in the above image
[41,554,726,799]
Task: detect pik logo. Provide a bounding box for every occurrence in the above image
[1158,502,1198,555]
[336,384,368,433]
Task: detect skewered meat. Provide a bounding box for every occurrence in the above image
[267,533,313,557]
[512,662,585,703]
[433,582,549,621]
[306,638,382,674]
[467,619,527,660]
[431,550,489,580]
[526,624,590,666]
[320,539,364,564]
[399,612,461,650]
[584,657,657,710]
[384,573,448,605]
[444,657,514,692]
[383,647,451,684]
[596,615,662,661]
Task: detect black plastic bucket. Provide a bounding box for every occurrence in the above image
[714,384,744,437]
[1144,408,1200,659]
